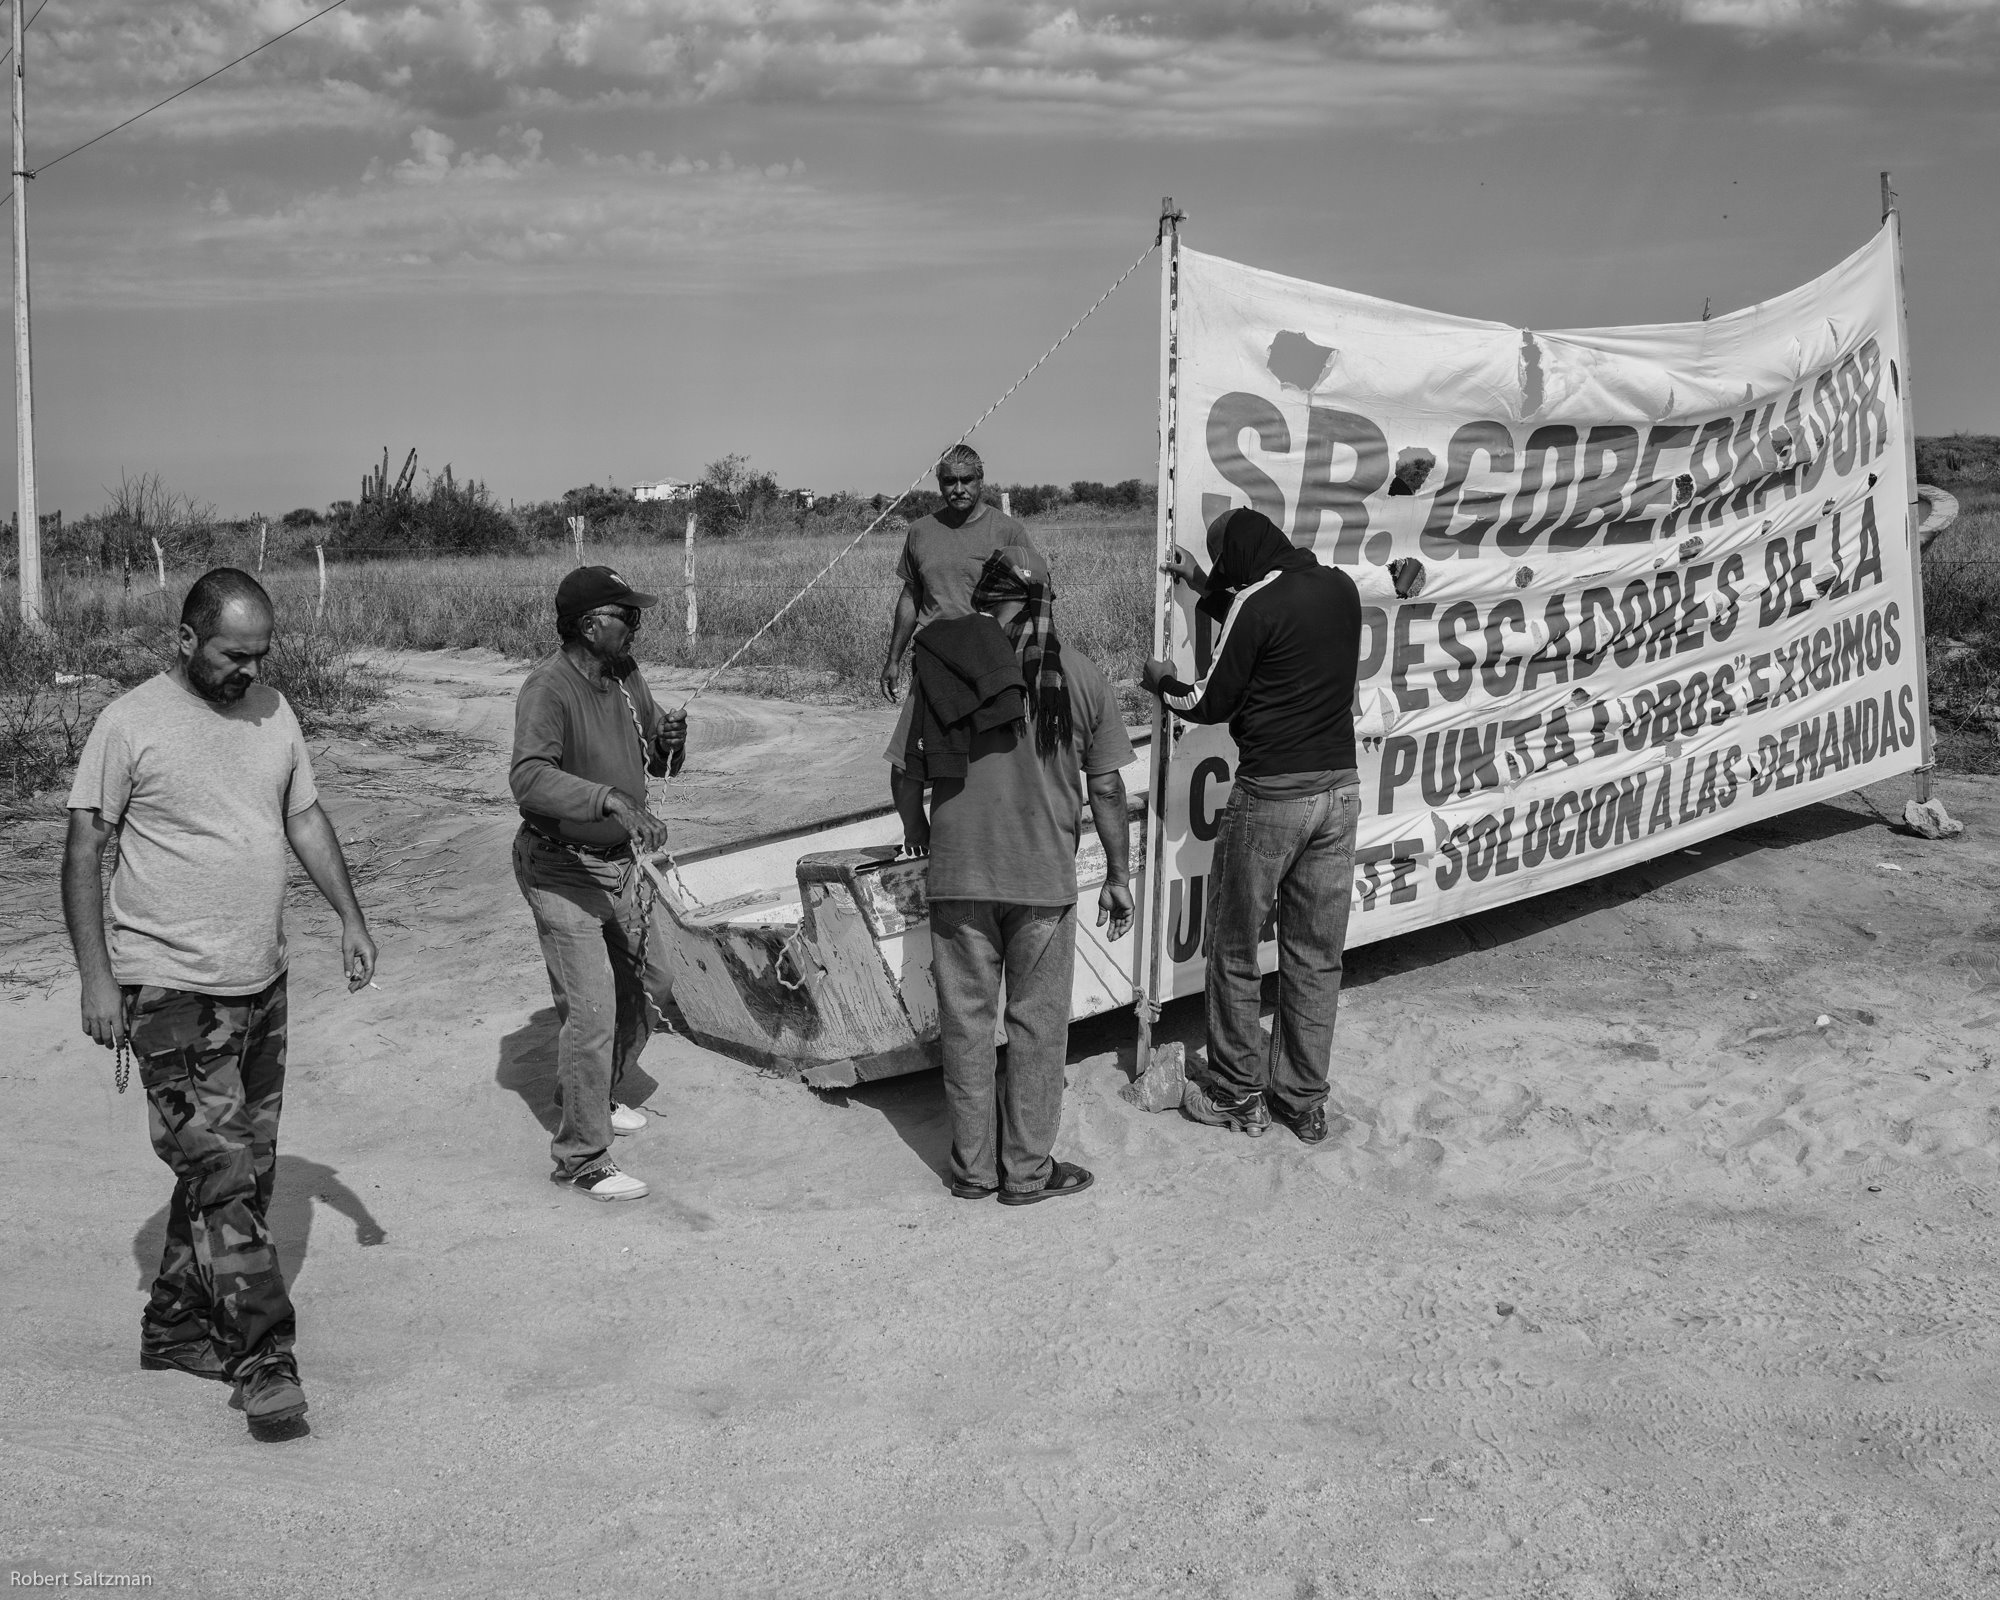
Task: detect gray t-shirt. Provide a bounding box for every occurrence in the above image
[67,673,320,995]
[896,504,1041,629]
[924,649,1134,906]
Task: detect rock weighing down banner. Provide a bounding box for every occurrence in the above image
[1143,224,1926,1005]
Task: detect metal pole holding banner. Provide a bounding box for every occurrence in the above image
[1134,197,1185,1075]
[11,0,43,634]
[1882,172,1934,805]
[684,512,698,645]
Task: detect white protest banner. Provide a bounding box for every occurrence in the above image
[1143,224,1925,1006]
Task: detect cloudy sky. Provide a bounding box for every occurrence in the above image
[6,0,1997,516]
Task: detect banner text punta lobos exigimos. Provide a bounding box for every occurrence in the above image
[1145,225,1923,1002]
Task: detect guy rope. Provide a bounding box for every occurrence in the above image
[620,235,1163,1011]
[676,236,1162,712]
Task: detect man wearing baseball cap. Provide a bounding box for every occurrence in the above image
[509,565,687,1201]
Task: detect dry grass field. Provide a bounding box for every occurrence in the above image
[1913,484,2000,772]
[0,515,1154,804]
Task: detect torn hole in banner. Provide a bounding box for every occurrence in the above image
[1354,683,1403,741]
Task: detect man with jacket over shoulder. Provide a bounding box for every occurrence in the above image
[893,547,1134,1205]
[1141,509,1363,1146]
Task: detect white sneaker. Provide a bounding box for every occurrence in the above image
[559,1163,650,1202]
[610,1104,648,1136]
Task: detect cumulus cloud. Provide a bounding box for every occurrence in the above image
[19,0,1994,310]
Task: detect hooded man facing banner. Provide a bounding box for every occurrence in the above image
[892,547,1134,1205]
[1142,509,1363,1145]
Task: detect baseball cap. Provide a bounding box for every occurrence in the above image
[556,565,660,626]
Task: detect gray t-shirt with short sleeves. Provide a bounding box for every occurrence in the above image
[895,504,1041,629]
[67,673,320,995]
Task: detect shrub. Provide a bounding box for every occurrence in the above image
[327,466,520,558]
[1069,478,1154,512]
[691,454,788,539]
[995,483,1064,518]
[48,470,222,574]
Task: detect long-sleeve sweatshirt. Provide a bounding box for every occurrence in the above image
[510,650,665,849]
[1159,564,1363,779]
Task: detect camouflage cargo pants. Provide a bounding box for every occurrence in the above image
[127,975,296,1385]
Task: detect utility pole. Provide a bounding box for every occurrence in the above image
[12,0,42,632]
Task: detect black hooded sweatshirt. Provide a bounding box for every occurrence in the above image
[1157,509,1362,780]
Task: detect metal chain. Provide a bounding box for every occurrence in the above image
[115,1036,130,1095]
[676,237,1161,710]
[614,678,675,1032]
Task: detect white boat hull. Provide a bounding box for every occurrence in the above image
[644,752,1148,1086]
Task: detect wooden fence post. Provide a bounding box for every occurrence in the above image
[151,537,166,591]
[257,519,267,573]
[315,543,327,619]
[568,515,586,565]
[685,512,698,645]
[1000,491,1011,517]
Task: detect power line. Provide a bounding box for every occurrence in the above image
[4,0,349,200]
[0,0,54,73]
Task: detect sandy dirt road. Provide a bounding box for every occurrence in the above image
[4,648,1999,1599]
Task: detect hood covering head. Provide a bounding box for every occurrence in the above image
[1204,508,1318,594]
[971,547,1073,760]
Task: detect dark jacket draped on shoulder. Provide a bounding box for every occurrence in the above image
[903,614,1027,782]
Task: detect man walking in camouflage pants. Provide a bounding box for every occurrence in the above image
[62,569,376,1442]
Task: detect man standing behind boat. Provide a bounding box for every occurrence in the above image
[510,566,687,1203]
[892,548,1134,1204]
[878,444,1045,705]
[1142,509,1363,1146]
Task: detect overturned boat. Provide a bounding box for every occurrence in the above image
[642,745,1150,1088]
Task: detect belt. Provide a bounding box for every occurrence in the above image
[521,822,632,861]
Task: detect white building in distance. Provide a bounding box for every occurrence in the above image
[632,479,694,502]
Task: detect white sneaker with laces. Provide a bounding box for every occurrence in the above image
[562,1164,650,1202]
[610,1104,648,1136]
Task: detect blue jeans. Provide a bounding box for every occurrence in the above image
[512,829,671,1178]
[929,901,1076,1194]
[1203,783,1360,1117]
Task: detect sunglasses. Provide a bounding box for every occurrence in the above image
[938,474,983,488]
[587,605,642,631]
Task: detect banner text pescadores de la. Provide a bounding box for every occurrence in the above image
[1148,227,1921,1001]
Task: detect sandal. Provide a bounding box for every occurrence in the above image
[997,1160,1095,1206]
